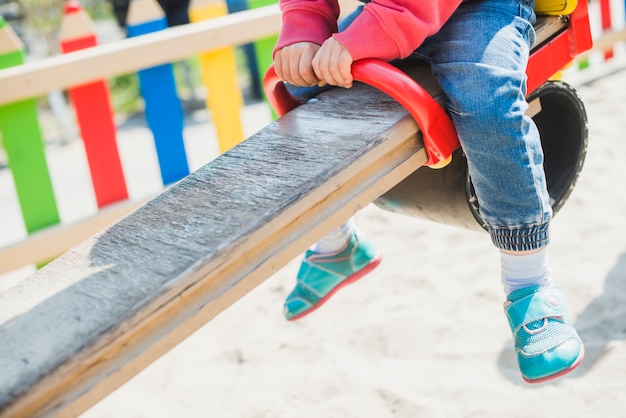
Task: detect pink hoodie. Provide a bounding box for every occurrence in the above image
[274,0,463,62]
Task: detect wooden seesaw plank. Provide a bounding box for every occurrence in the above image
[0,61,438,418]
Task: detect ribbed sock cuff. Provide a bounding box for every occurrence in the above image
[312,218,356,253]
[501,247,553,294]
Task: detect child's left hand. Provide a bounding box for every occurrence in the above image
[312,37,354,88]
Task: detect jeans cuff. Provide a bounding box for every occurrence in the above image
[487,223,550,251]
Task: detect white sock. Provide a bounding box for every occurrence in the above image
[501,247,553,295]
[311,218,356,254]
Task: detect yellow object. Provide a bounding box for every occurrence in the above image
[534,0,577,15]
[429,154,453,169]
[189,0,244,152]
[549,71,563,80]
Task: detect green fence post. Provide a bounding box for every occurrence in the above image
[0,17,60,235]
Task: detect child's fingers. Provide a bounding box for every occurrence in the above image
[313,38,353,88]
[338,50,354,88]
[273,43,320,87]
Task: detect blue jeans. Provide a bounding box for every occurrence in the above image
[412,0,551,251]
[291,0,551,252]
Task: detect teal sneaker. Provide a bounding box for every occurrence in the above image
[283,231,382,321]
[504,285,584,384]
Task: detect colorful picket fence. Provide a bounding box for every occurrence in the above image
[0,0,282,284]
[564,0,626,81]
[0,0,625,285]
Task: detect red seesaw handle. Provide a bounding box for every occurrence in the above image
[262,58,459,168]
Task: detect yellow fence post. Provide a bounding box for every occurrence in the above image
[189,0,244,152]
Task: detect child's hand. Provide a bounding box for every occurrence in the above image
[313,37,354,88]
[274,42,321,87]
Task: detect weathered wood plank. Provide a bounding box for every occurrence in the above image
[0,61,437,418]
[534,14,567,46]
[0,198,150,274]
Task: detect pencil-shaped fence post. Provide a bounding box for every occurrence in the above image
[189,0,244,153]
[0,17,60,234]
[126,0,189,185]
[247,0,278,119]
[59,0,129,207]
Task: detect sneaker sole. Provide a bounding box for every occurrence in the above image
[287,253,383,321]
[522,344,585,384]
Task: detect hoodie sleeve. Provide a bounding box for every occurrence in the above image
[274,0,340,55]
[274,0,462,62]
[335,0,462,61]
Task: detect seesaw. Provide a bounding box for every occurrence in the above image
[265,0,592,231]
[0,2,592,417]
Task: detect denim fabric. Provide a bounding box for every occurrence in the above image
[412,0,552,251]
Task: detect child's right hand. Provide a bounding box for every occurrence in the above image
[273,42,321,87]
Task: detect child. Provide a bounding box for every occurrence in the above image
[272,0,584,384]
